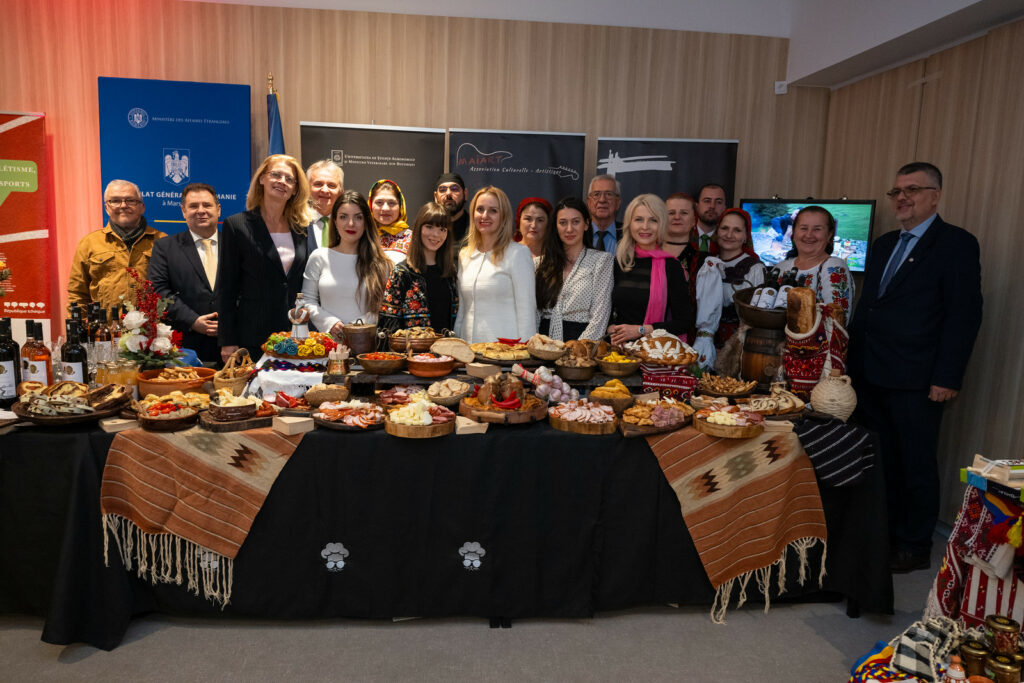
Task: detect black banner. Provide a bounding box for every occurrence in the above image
[299,123,446,213]
[596,138,738,219]
[448,130,585,209]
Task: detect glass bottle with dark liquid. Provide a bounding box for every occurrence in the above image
[0,317,22,407]
[60,319,89,383]
[21,320,53,385]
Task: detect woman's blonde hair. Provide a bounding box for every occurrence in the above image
[463,186,514,264]
[616,193,669,271]
[246,154,311,233]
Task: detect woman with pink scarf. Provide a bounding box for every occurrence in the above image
[607,194,694,345]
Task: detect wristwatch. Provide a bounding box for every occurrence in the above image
[638,325,646,336]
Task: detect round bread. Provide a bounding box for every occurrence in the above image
[431,337,474,363]
[17,381,46,396]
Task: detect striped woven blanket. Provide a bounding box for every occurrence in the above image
[100,426,304,607]
[646,426,827,622]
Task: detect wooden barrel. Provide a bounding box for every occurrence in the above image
[741,327,785,385]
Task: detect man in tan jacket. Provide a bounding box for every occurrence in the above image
[67,179,167,311]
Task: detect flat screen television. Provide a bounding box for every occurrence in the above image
[739,198,876,273]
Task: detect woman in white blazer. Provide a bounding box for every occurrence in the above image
[454,186,537,343]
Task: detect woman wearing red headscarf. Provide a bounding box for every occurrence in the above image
[693,208,765,369]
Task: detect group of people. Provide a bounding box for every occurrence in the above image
[69,158,983,575]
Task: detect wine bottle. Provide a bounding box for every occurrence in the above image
[88,302,104,342]
[750,267,779,307]
[60,319,88,383]
[93,306,112,358]
[755,267,781,309]
[0,318,21,407]
[21,320,52,385]
[108,307,123,345]
[773,267,800,310]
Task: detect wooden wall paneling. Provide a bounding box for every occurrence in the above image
[762,85,830,199]
[822,60,926,230]
[935,20,1024,523]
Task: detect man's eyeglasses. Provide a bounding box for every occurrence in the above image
[437,184,462,195]
[885,185,937,199]
[266,170,297,185]
[105,198,141,207]
[588,191,618,200]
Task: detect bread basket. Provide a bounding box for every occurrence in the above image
[214,348,254,395]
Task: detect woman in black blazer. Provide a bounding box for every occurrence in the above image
[218,154,311,362]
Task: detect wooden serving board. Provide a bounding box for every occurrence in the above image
[548,414,617,435]
[618,416,690,438]
[11,401,128,427]
[199,411,274,433]
[473,353,539,367]
[693,416,764,439]
[384,418,456,439]
[458,397,547,424]
[138,411,199,432]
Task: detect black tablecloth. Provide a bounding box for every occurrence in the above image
[0,423,892,649]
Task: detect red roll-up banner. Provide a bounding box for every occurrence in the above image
[0,112,52,345]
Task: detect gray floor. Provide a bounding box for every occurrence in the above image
[0,540,941,682]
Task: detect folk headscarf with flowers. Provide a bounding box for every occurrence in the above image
[369,179,409,236]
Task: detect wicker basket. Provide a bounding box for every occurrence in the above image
[809,370,857,422]
[214,349,254,395]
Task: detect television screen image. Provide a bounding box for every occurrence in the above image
[739,199,876,273]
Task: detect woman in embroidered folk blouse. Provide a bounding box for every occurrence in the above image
[693,209,765,369]
[302,191,392,336]
[454,186,538,344]
[607,194,694,345]
[369,179,412,265]
[378,202,460,334]
[773,205,856,322]
[515,196,552,260]
[535,197,614,341]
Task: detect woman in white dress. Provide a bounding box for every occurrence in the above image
[535,196,614,341]
[454,186,537,343]
[772,205,856,322]
[693,208,765,369]
[302,190,393,337]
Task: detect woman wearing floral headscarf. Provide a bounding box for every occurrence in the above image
[369,179,411,264]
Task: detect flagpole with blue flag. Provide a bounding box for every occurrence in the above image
[266,72,285,156]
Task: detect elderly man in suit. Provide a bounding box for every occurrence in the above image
[148,183,222,364]
[586,174,622,253]
[849,162,983,573]
[305,160,344,251]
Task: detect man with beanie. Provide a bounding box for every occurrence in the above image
[68,179,167,311]
[434,172,469,243]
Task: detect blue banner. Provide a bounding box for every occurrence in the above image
[98,77,251,234]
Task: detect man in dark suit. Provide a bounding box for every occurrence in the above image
[586,174,622,252]
[849,162,983,573]
[305,159,344,252]
[148,183,222,364]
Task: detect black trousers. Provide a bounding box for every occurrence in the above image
[856,382,944,554]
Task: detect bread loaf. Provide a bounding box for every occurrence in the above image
[17,381,46,396]
[430,337,474,363]
[786,287,816,333]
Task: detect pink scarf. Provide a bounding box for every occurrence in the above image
[635,248,673,326]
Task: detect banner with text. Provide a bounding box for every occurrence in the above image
[0,112,53,344]
[596,138,738,220]
[98,77,251,234]
[300,123,445,212]
[449,130,585,210]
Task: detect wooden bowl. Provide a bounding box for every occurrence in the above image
[207,401,258,421]
[137,367,215,397]
[693,416,764,439]
[555,363,597,382]
[385,417,455,439]
[427,390,470,408]
[527,344,566,361]
[356,354,406,375]
[588,394,635,414]
[137,408,199,432]
[548,413,618,435]
[733,287,787,330]
[389,335,439,353]
[597,358,641,377]
[407,355,456,378]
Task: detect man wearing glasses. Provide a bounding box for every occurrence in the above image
[849,161,983,574]
[68,179,167,311]
[586,175,622,253]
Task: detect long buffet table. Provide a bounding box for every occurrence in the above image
[0,421,893,650]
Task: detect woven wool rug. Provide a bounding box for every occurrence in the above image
[646,426,827,622]
[101,426,304,607]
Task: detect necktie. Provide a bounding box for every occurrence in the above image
[699,234,710,252]
[603,230,615,253]
[200,238,217,289]
[320,217,330,247]
[878,232,912,295]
